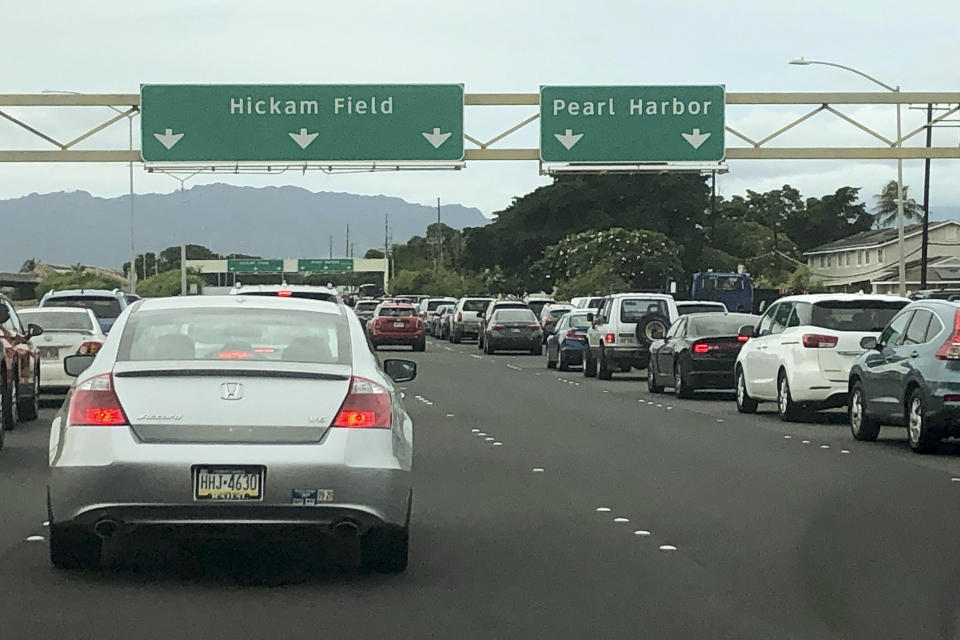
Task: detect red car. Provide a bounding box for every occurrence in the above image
[366,302,426,352]
[0,294,42,440]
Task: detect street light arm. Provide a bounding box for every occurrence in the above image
[789,59,897,92]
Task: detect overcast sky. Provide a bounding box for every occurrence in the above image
[1,0,958,216]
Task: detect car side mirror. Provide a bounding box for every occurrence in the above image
[27,323,43,338]
[738,325,755,340]
[383,359,417,383]
[64,354,96,378]
[860,336,878,350]
[586,313,594,324]
[0,306,8,324]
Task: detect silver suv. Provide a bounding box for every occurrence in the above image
[585,293,679,379]
[450,297,493,343]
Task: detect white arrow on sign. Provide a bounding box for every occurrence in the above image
[153,128,184,150]
[422,127,452,149]
[554,129,583,150]
[289,128,319,149]
[681,128,711,149]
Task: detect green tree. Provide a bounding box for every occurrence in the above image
[555,264,630,299]
[873,180,923,227]
[136,268,205,297]
[364,249,385,259]
[35,271,125,299]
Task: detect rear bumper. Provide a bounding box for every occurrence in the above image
[487,336,541,350]
[371,333,423,345]
[788,364,850,405]
[686,356,737,388]
[39,360,72,390]
[452,321,480,335]
[602,346,649,368]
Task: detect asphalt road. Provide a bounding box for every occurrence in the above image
[4,336,960,639]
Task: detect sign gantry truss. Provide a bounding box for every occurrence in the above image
[0,92,958,167]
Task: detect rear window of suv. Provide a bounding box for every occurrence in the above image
[378,307,416,317]
[802,300,908,332]
[620,299,669,323]
[462,299,492,312]
[43,296,122,319]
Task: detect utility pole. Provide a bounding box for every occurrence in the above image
[437,197,442,270]
[345,224,350,258]
[384,213,390,295]
[180,243,187,296]
[921,103,933,289]
[329,235,333,259]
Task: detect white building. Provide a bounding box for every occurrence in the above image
[802,220,960,294]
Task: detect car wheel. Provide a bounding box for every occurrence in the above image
[3,375,19,430]
[413,337,426,352]
[360,525,408,573]
[907,388,938,453]
[558,351,570,372]
[0,369,11,436]
[849,380,881,441]
[674,361,694,399]
[777,373,805,422]
[735,367,758,413]
[597,347,613,380]
[49,524,102,570]
[17,366,39,422]
[531,344,543,356]
[583,346,597,378]
[647,361,664,393]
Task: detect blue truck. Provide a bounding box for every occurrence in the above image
[690,272,754,312]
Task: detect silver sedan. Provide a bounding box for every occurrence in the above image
[47,295,416,572]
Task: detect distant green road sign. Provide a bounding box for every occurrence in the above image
[141,84,464,163]
[227,259,283,274]
[298,258,354,273]
[540,85,725,163]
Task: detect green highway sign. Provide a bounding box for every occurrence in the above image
[539,85,725,164]
[141,84,464,163]
[227,259,283,274]
[297,258,354,273]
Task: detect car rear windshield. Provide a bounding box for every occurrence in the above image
[493,309,538,323]
[808,300,908,332]
[43,296,122,319]
[242,291,339,302]
[463,299,492,312]
[549,308,572,319]
[687,315,757,337]
[427,299,455,311]
[585,298,603,309]
[620,299,669,322]
[379,307,416,317]
[117,308,351,364]
[18,310,95,332]
[355,301,379,311]
[678,304,726,315]
[567,315,591,329]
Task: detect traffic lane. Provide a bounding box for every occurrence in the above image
[0,357,731,640]
[432,339,960,637]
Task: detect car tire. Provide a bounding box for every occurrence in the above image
[777,372,805,422]
[674,361,694,399]
[49,524,102,570]
[736,367,758,413]
[558,352,570,372]
[907,388,938,454]
[849,380,881,442]
[583,346,597,378]
[413,337,426,352]
[597,347,613,380]
[17,366,39,423]
[647,362,664,393]
[2,375,18,431]
[360,525,409,574]
[635,313,671,346]
[450,329,458,344]
[531,345,543,356]
[0,368,12,436]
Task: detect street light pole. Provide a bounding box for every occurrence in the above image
[789,58,907,295]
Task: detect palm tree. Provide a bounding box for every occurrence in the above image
[873,180,923,227]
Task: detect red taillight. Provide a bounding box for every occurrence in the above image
[936,311,960,360]
[604,333,615,344]
[456,312,462,322]
[802,334,839,348]
[332,376,392,429]
[545,317,554,325]
[529,324,541,330]
[737,334,749,343]
[491,324,504,330]
[218,350,250,359]
[692,342,710,354]
[77,341,103,355]
[68,373,128,426]
[565,330,585,339]
[944,395,960,403]
[277,290,292,297]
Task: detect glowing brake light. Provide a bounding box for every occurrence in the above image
[77,341,103,355]
[565,330,585,339]
[936,310,960,360]
[68,373,128,426]
[737,334,750,343]
[277,290,293,297]
[604,333,615,344]
[332,376,392,429]
[802,334,839,348]
[218,350,251,359]
[692,342,710,354]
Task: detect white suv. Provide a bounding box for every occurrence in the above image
[449,297,493,343]
[584,293,679,379]
[735,293,909,420]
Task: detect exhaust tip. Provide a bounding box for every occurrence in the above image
[332,520,360,538]
[93,519,118,539]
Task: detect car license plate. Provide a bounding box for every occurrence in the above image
[511,328,522,333]
[393,321,405,328]
[194,466,264,501]
[38,347,60,360]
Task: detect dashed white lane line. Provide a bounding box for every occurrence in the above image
[596,507,611,513]
[42,521,49,527]
[634,530,651,536]
[470,354,482,359]
[446,413,455,418]
[471,428,480,433]
[506,364,522,371]
[820,444,830,449]
[602,390,609,393]
[841,450,851,454]
[716,419,725,423]
[484,437,495,442]
[801,440,811,444]
[784,435,793,439]
[658,545,678,552]
[477,432,487,437]
[532,467,545,473]
[26,536,44,542]
[493,442,503,446]
[613,517,630,523]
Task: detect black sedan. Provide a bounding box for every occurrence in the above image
[484,308,543,355]
[647,312,759,398]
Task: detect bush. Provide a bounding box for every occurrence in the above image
[136,269,205,297]
[35,271,125,299]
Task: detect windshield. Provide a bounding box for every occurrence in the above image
[493,309,538,323]
[43,296,121,319]
[18,310,95,332]
[702,276,745,292]
[118,308,350,364]
[379,307,416,317]
[809,300,908,332]
[463,299,492,312]
[620,299,669,322]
